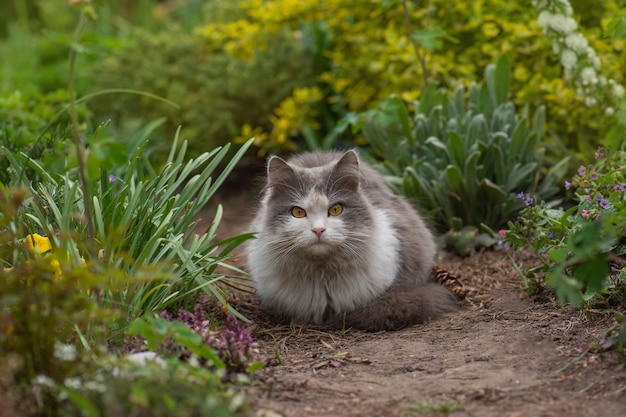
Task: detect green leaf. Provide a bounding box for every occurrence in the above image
[467,114,488,146]
[531,105,546,138]
[604,17,626,41]
[493,54,511,106]
[128,317,166,350]
[547,269,583,308]
[480,178,507,203]
[248,360,265,376]
[446,131,465,167]
[574,254,609,295]
[62,387,100,417]
[446,165,464,193]
[604,123,626,151]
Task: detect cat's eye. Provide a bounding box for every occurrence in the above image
[290,206,307,218]
[328,203,343,216]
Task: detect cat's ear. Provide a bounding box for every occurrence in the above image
[267,156,295,191]
[331,150,360,192]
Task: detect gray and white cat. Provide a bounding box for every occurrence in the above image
[246,150,458,331]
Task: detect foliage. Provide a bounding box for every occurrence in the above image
[361,55,567,254]
[503,148,626,306]
[501,148,626,358]
[603,16,626,151]
[56,355,247,417]
[0,186,109,415]
[89,26,314,159]
[201,0,625,157]
[131,305,264,376]
[3,131,254,336]
[0,89,94,185]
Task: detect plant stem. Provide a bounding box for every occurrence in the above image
[68,10,96,251]
[401,0,429,89]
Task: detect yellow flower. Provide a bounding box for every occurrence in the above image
[23,234,52,255]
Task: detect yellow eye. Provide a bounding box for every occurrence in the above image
[290,206,307,218]
[328,203,343,216]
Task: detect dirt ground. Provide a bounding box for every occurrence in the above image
[205,189,626,417]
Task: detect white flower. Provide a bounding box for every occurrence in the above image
[560,49,577,69]
[53,342,77,362]
[605,107,615,116]
[584,96,597,107]
[33,375,55,387]
[538,12,577,34]
[580,67,597,85]
[565,33,588,53]
[63,377,82,390]
[612,84,625,100]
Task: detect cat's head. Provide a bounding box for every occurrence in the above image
[261,150,371,257]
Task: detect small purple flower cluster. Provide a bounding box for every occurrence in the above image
[566,162,624,216]
[161,304,260,373]
[516,192,533,206]
[220,314,259,372]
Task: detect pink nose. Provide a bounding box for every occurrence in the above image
[312,227,326,239]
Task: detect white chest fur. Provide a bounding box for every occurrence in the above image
[247,200,399,324]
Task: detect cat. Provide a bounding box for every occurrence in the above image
[246,150,459,331]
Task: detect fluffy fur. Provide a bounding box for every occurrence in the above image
[246,150,458,331]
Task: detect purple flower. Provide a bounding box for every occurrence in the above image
[595,195,602,201]
[600,198,610,209]
[590,171,600,180]
[548,232,554,239]
[581,209,590,218]
[108,174,116,182]
[577,165,587,175]
[524,197,533,206]
[595,147,604,159]
[564,181,572,190]
[620,183,626,191]
[516,192,525,199]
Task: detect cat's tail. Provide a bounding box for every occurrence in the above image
[325,282,460,332]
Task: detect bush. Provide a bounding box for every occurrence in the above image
[3,130,255,336]
[0,89,94,186]
[89,26,314,160]
[503,148,626,308]
[207,0,625,158]
[501,147,626,360]
[361,55,567,254]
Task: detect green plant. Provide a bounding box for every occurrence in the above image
[129,307,264,377]
[3,131,255,336]
[362,55,567,254]
[503,148,626,306]
[0,186,118,416]
[501,148,626,358]
[89,25,314,160]
[201,0,624,158]
[0,89,93,186]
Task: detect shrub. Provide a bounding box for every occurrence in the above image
[89,26,314,160]
[3,130,255,337]
[208,0,625,158]
[501,147,626,359]
[361,55,567,254]
[503,148,626,308]
[0,89,93,186]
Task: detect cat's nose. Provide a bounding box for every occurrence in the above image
[312,227,326,239]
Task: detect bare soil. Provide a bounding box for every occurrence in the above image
[203,190,626,417]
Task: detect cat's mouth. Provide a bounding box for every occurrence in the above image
[306,239,333,254]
